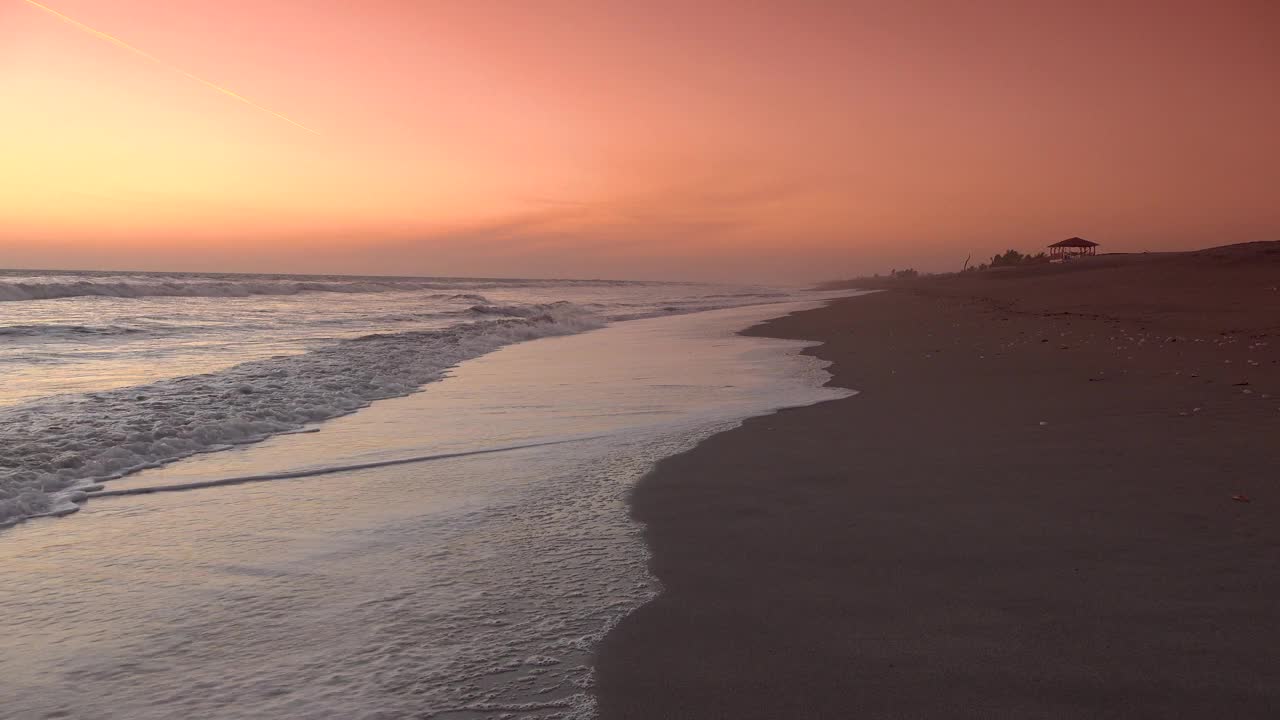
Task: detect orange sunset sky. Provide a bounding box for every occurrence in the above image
[2,0,1278,282]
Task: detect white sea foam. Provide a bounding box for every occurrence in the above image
[0,304,604,527]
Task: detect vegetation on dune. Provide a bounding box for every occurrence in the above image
[958,249,1049,273]
[987,249,1050,268]
[822,242,1107,288]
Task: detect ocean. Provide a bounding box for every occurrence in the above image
[0,269,852,718]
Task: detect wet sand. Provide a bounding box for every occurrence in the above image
[594,242,1280,718]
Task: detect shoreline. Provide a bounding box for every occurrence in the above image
[593,247,1280,718]
[0,301,845,718]
[0,286,833,530]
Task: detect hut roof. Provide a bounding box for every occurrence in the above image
[1048,237,1099,248]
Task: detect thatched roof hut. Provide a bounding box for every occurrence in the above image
[1048,237,1098,259]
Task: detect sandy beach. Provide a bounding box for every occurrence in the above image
[594,242,1280,718]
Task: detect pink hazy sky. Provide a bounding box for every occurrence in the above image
[2,0,1277,281]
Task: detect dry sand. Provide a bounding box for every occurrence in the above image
[594,242,1280,718]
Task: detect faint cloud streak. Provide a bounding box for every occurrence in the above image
[20,0,319,134]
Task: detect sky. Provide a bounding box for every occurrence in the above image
[2,0,1278,282]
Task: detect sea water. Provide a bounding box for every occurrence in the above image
[0,272,854,718]
[0,270,828,526]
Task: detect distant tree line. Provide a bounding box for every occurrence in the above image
[861,267,921,281]
[964,249,1049,272]
[819,248,1052,289]
[818,267,923,289]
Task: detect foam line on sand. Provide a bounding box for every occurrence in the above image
[84,436,600,499]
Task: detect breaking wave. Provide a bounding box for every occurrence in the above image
[697,291,790,299]
[468,301,580,318]
[0,304,604,527]
[0,279,413,302]
[0,324,146,338]
[0,273,656,304]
